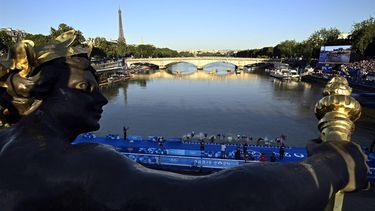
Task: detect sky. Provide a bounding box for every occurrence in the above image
[1,0,374,50]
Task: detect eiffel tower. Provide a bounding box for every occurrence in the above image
[118,7,126,44]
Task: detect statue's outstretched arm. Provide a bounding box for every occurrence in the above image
[87,140,368,211]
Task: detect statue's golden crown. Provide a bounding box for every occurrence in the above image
[0,30,91,79]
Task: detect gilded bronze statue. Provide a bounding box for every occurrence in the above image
[0,31,369,211]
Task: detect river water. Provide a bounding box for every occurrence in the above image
[97,63,375,147]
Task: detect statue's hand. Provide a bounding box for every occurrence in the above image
[306,139,370,192]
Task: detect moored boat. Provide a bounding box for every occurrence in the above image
[289,69,301,80]
[268,63,296,80]
[99,74,130,87]
[270,69,291,80]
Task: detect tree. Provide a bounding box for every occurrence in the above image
[91,47,106,58]
[116,42,127,57]
[274,40,298,58]
[24,34,49,46]
[350,17,375,56]
[294,41,314,59]
[307,28,341,48]
[178,51,194,57]
[259,47,274,58]
[89,37,118,58]
[135,45,156,58]
[363,40,375,58]
[235,50,253,57]
[125,45,137,57]
[152,48,179,58]
[235,47,274,58]
[0,31,14,54]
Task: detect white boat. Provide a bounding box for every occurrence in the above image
[289,70,301,80]
[268,63,288,78]
[270,69,291,80]
[269,62,300,80]
[303,66,314,75]
[107,76,117,83]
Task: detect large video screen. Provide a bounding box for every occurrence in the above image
[318,45,351,64]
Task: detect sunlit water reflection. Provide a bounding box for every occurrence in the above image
[98,63,375,147]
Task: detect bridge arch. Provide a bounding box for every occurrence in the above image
[165,61,197,69]
[166,62,198,75]
[164,60,237,70]
[203,61,237,68]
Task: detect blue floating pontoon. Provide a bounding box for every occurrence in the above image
[73,133,375,182]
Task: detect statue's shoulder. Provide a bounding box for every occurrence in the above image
[67,142,105,152]
[66,142,132,167]
[67,142,119,155]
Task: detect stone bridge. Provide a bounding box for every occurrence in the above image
[133,70,262,80]
[126,57,280,70]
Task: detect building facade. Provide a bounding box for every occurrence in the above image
[0,28,27,42]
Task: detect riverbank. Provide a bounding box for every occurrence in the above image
[301,74,375,92]
[99,75,131,87]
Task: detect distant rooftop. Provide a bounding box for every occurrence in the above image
[0,27,27,33]
[0,27,28,42]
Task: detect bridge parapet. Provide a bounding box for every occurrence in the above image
[126,57,280,69]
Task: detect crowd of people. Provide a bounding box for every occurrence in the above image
[340,59,375,82]
[184,131,287,146]
[186,131,289,162]
[221,142,285,162]
[122,128,288,162]
[310,59,375,83]
[196,134,287,162]
[342,59,375,73]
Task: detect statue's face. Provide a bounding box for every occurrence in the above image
[43,58,108,135]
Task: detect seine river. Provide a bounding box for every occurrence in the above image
[97,63,375,147]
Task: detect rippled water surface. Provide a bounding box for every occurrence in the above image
[98,64,375,147]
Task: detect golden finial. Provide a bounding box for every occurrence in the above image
[314,76,362,211]
[314,76,361,142]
